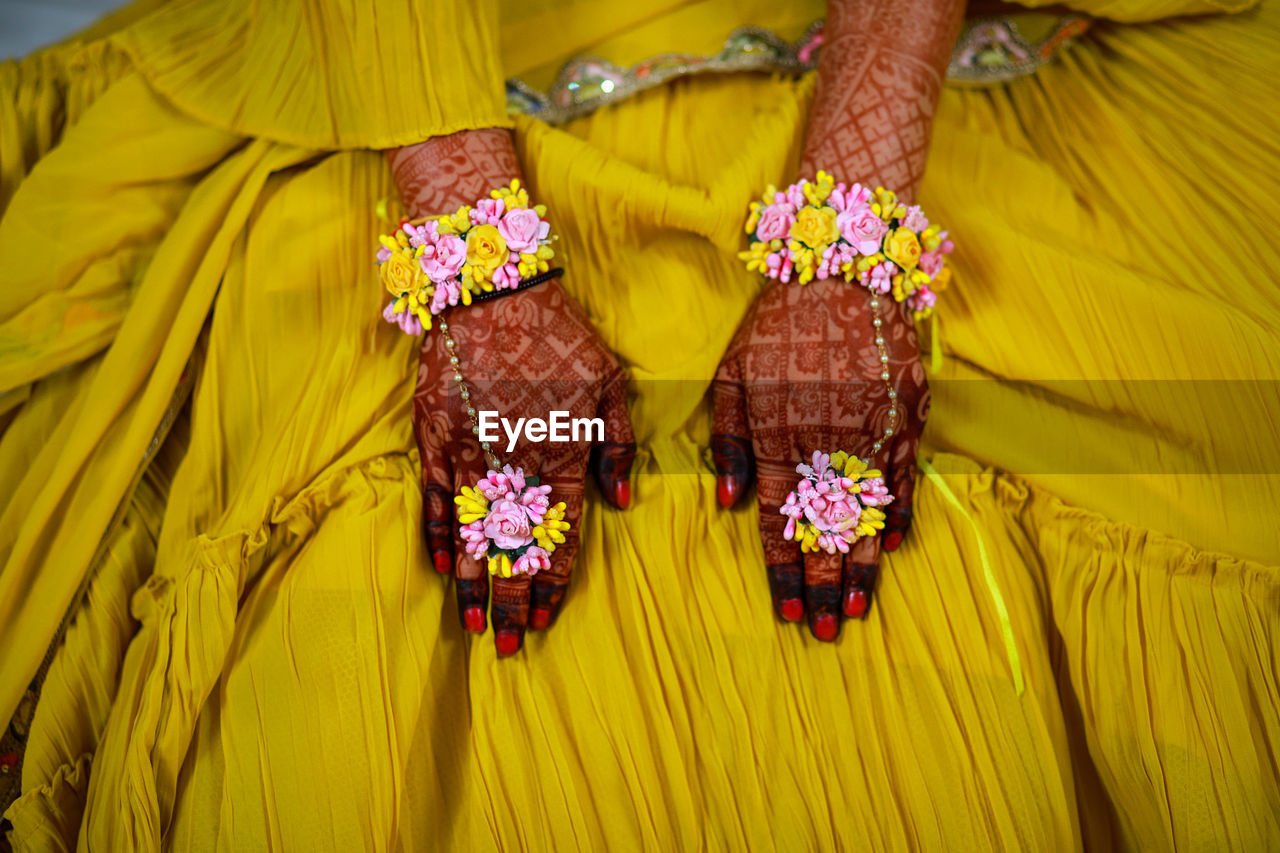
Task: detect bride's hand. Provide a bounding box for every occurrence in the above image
[414,278,633,656]
[389,130,635,657]
[710,278,926,639]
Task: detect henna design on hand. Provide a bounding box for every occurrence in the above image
[388,130,635,655]
[714,0,954,638]
[412,279,634,654]
[711,280,929,637]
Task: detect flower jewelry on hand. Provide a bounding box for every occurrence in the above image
[781,451,894,555]
[376,180,557,335]
[433,315,571,580]
[454,464,570,578]
[739,171,955,318]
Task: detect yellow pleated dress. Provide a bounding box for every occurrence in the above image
[0,0,1276,849]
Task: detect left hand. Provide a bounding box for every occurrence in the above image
[710,278,928,640]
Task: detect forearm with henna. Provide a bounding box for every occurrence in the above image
[799,0,965,201]
[712,0,962,637]
[386,128,522,217]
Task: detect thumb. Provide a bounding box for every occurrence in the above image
[591,369,636,510]
[711,354,753,509]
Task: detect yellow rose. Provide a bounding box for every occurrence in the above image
[791,205,840,251]
[883,227,922,271]
[465,224,509,282]
[380,250,423,297]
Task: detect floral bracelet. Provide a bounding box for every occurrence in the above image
[739,171,955,318]
[376,180,557,335]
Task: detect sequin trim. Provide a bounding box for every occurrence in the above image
[505,16,1091,124]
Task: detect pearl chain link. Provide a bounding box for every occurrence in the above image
[437,317,502,470]
[439,298,896,472]
[867,295,898,458]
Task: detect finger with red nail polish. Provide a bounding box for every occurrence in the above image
[491,576,530,657]
[804,550,844,642]
[529,572,568,631]
[843,563,878,620]
[882,505,913,553]
[592,370,637,511]
[457,579,489,634]
[758,481,804,623]
[711,348,754,510]
[767,562,806,622]
[422,483,455,574]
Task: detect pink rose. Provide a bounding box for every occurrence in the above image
[901,206,929,232]
[471,197,506,226]
[861,260,895,294]
[421,234,466,282]
[484,498,534,550]
[498,208,545,253]
[382,301,422,336]
[511,545,551,577]
[837,206,889,255]
[491,262,521,290]
[907,287,937,314]
[918,250,944,278]
[461,521,489,559]
[429,278,462,314]
[818,497,860,532]
[404,220,439,248]
[755,204,796,242]
[859,476,893,507]
[828,182,870,213]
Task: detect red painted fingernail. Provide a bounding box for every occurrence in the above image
[780,598,804,622]
[812,613,838,642]
[463,607,486,633]
[884,531,903,552]
[530,607,551,630]
[717,476,739,509]
[495,630,521,657]
[844,588,869,619]
[433,551,452,574]
[614,479,631,510]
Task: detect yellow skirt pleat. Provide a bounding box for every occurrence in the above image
[0,3,1276,851]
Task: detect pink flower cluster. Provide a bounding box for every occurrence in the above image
[459,465,554,576]
[753,181,890,284]
[780,452,893,554]
[374,200,552,313]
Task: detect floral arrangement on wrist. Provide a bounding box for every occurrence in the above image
[377,180,557,335]
[781,451,894,555]
[454,464,571,578]
[739,171,955,317]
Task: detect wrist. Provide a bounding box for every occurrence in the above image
[386,128,522,217]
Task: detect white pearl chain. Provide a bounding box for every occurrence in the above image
[867,296,898,458]
[437,317,502,470]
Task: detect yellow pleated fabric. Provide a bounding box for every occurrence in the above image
[1,0,1277,850]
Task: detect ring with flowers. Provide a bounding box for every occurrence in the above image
[781,451,894,555]
[453,464,571,578]
[739,171,955,318]
[376,180,558,335]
